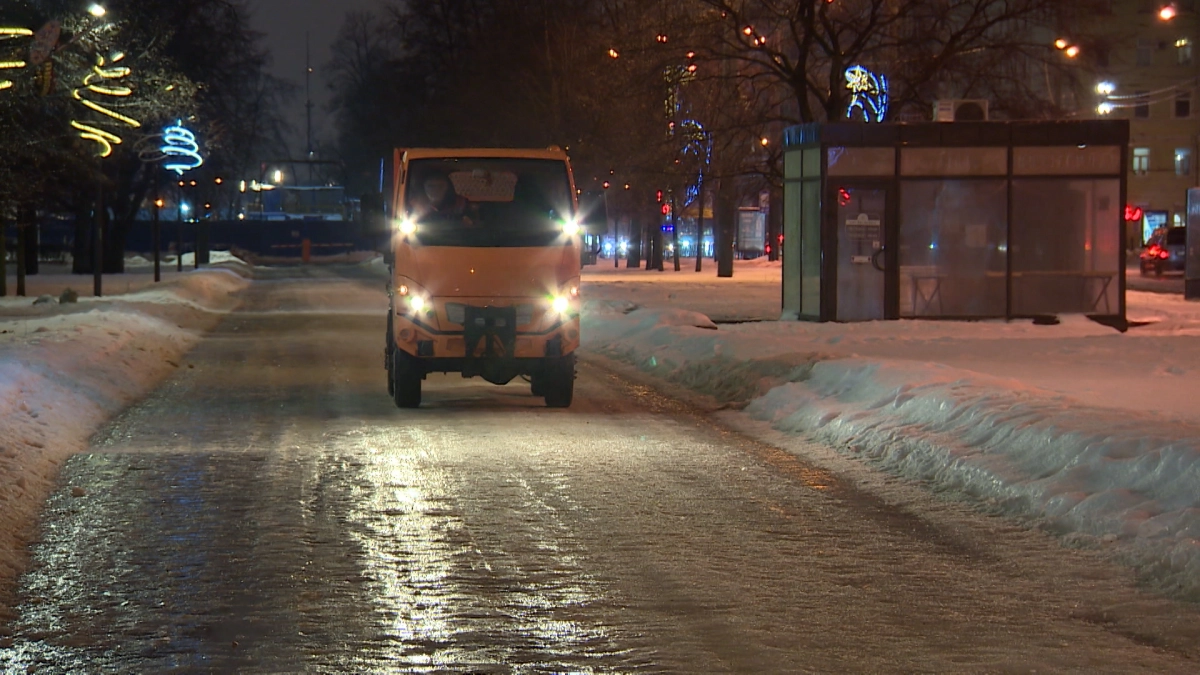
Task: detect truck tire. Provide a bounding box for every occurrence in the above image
[386,312,395,397]
[392,349,422,409]
[542,354,575,408]
[530,375,545,397]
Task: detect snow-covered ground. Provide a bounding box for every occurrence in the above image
[0,252,250,616]
[3,252,1200,614]
[583,258,1200,600]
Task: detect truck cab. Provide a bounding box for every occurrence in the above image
[386,147,582,408]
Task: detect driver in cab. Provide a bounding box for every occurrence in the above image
[411,172,475,226]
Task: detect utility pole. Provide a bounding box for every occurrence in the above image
[695,176,705,272]
[306,33,315,186]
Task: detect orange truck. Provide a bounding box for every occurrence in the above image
[386,147,582,408]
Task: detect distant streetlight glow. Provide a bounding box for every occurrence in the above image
[1159,4,1178,20]
[88,4,106,17]
[1097,102,1114,115]
[1096,81,1116,95]
[1065,45,1080,58]
[274,169,283,183]
[1054,38,1069,50]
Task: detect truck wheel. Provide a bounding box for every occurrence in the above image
[530,375,545,397]
[387,349,395,396]
[542,354,575,408]
[392,350,422,409]
[386,312,395,396]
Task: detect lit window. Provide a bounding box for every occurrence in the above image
[1175,148,1191,176]
[1133,147,1150,175]
[1178,38,1193,64]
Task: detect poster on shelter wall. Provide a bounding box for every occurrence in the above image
[738,209,765,253]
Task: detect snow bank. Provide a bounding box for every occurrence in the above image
[581,301,1200,600]
[0,262,250,618]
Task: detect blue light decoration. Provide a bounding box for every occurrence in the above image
[845,65,889,123]
[161,120,203,174]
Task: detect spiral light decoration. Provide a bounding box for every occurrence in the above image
[71,53,141,157]
[161,120,203,174]
[0,27,33,90]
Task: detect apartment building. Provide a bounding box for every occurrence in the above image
[1085,0,1200,247]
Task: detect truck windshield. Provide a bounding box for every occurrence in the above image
[405,158,574,247]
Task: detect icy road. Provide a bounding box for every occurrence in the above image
[2,264,1199,673]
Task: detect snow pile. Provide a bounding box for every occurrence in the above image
[581,272,1200,599]
[0,260,249,615]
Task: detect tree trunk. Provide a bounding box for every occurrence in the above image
[0,217,6,297]
[73,207,93,274]
[16,223,26,297]
[715,178,736,278]
[19,204,38,276]
[104,216,126,274]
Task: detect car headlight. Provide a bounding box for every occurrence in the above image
[410,295,426,312]
[552,295,569,313]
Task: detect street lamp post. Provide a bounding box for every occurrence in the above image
[93,157,103,297]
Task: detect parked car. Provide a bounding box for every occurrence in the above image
[1139,226,1186,276]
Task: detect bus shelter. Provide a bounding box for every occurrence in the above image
[781,120,1129,324]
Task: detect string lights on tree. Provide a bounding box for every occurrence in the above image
[70,52,141,157]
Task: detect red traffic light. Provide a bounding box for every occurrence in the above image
[661,203,670,215]
[656,190,663,202]
[1124,204,1144,221]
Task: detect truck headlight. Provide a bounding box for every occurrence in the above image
[395,217,416,235]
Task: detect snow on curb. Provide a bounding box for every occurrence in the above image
[582,306,1200,600]
[0,264,250,616]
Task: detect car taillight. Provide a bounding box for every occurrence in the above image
[1160,249,1170,259]
[1148,245,1162,257]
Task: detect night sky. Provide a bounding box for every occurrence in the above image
[249,0,381,156]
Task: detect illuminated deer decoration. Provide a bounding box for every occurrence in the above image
[845,65,889,123]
